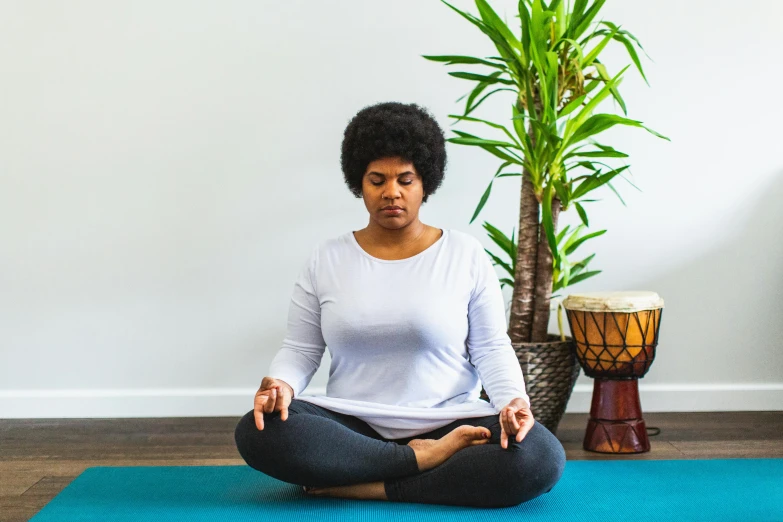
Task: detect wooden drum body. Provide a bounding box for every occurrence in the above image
[563,291,665,454]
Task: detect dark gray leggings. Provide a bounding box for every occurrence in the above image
[234,398,566,508]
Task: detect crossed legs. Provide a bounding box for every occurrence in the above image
[234,398,565,508]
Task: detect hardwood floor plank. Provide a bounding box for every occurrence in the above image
[1,412,781,521]
[20,476,74,497]
[563,441,685,460]
[0,472,45,496]
[670,440,783,458]
[0,459,245,475]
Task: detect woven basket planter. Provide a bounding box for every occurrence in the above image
[480,334,581,435]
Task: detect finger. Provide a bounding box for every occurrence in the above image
[499,413,509,448]
[502,410,513,438]
[274,386,289,421]
[507,410,521,440]
[254,394,269,427]
[509,409,521,431]
[267,388,277,413]
[264,388,276,414]
[518,420,534,442]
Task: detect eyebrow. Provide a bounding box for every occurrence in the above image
[367,171,416,177]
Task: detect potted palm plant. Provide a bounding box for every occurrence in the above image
[423,0,669,434]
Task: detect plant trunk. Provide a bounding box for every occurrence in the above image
[530,196,562,342]
[507,122,539,344]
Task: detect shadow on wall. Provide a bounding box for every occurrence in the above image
[561,169,783,385]
[634,168,783,383]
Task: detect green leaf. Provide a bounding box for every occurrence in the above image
[565,229,606,255]
[448,114,522,148]
[562,259,571,287]
[448,71,516,85]
[572,0,607,41]
[421,54,509,70]
[558,37,585,66]
[592,61,627,115]
[570,165,623,200]
[470,178,493,224]
[567,113,642,148]
[553,180,569,207]
[465,86,517,116]
[565,0,590,40]
[563,64,630,144]
[438,0,523,76]
[449,136,523,150]
[574,201,589,226]
[558,93,586,119]
[556,224,571,245]
[596,22,649,86]
[511,102,527,149]
[545,50,559,112]
[485,249,514,278]
[605,181,627,206]
[440,0,493,40]
[482,222,515,259]
[475,0,523,54]
[528,117,563,148]
[541,184,559,265]
[449,131,526,166]
[571,253,596,274]
[461,72,502,115]
[518,0,533,65]
[581,24,620,68]
[567,269,602,285]
[565,147,629,159]
[560,224,585,253]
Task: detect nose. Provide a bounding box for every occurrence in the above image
[383,185,402,200]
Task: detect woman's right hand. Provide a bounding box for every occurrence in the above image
[254,377,294,431]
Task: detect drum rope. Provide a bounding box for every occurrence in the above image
[553,296,662,437]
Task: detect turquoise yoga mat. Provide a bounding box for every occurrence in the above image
[29,459,783,521]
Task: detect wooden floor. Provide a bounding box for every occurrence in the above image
[2,411,781,521]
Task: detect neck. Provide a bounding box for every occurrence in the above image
[362,220,428,249]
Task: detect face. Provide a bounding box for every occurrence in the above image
[362,156,424,229]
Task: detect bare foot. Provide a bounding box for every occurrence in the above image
[303,482,387,500]
[406,425,491,472]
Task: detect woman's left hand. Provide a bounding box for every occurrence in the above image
[499,398,534,449]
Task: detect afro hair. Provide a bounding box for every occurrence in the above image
[340,101,447,203]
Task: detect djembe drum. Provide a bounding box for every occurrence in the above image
[562,291,664,454]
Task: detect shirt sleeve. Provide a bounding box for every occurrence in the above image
[267,246,326,398]
[466,240,531,411]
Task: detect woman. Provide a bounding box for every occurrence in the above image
[234,102,566,508]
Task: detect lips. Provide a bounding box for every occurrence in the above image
[382,206,402,210]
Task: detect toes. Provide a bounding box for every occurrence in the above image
[465,426,491,439]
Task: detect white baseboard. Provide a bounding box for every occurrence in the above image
[1,383,781,418]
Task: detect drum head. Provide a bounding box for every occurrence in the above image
[562,291,664,312]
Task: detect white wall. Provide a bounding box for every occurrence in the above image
[1,0,781,418]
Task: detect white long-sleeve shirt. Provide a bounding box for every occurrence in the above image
[267,228,530,439]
